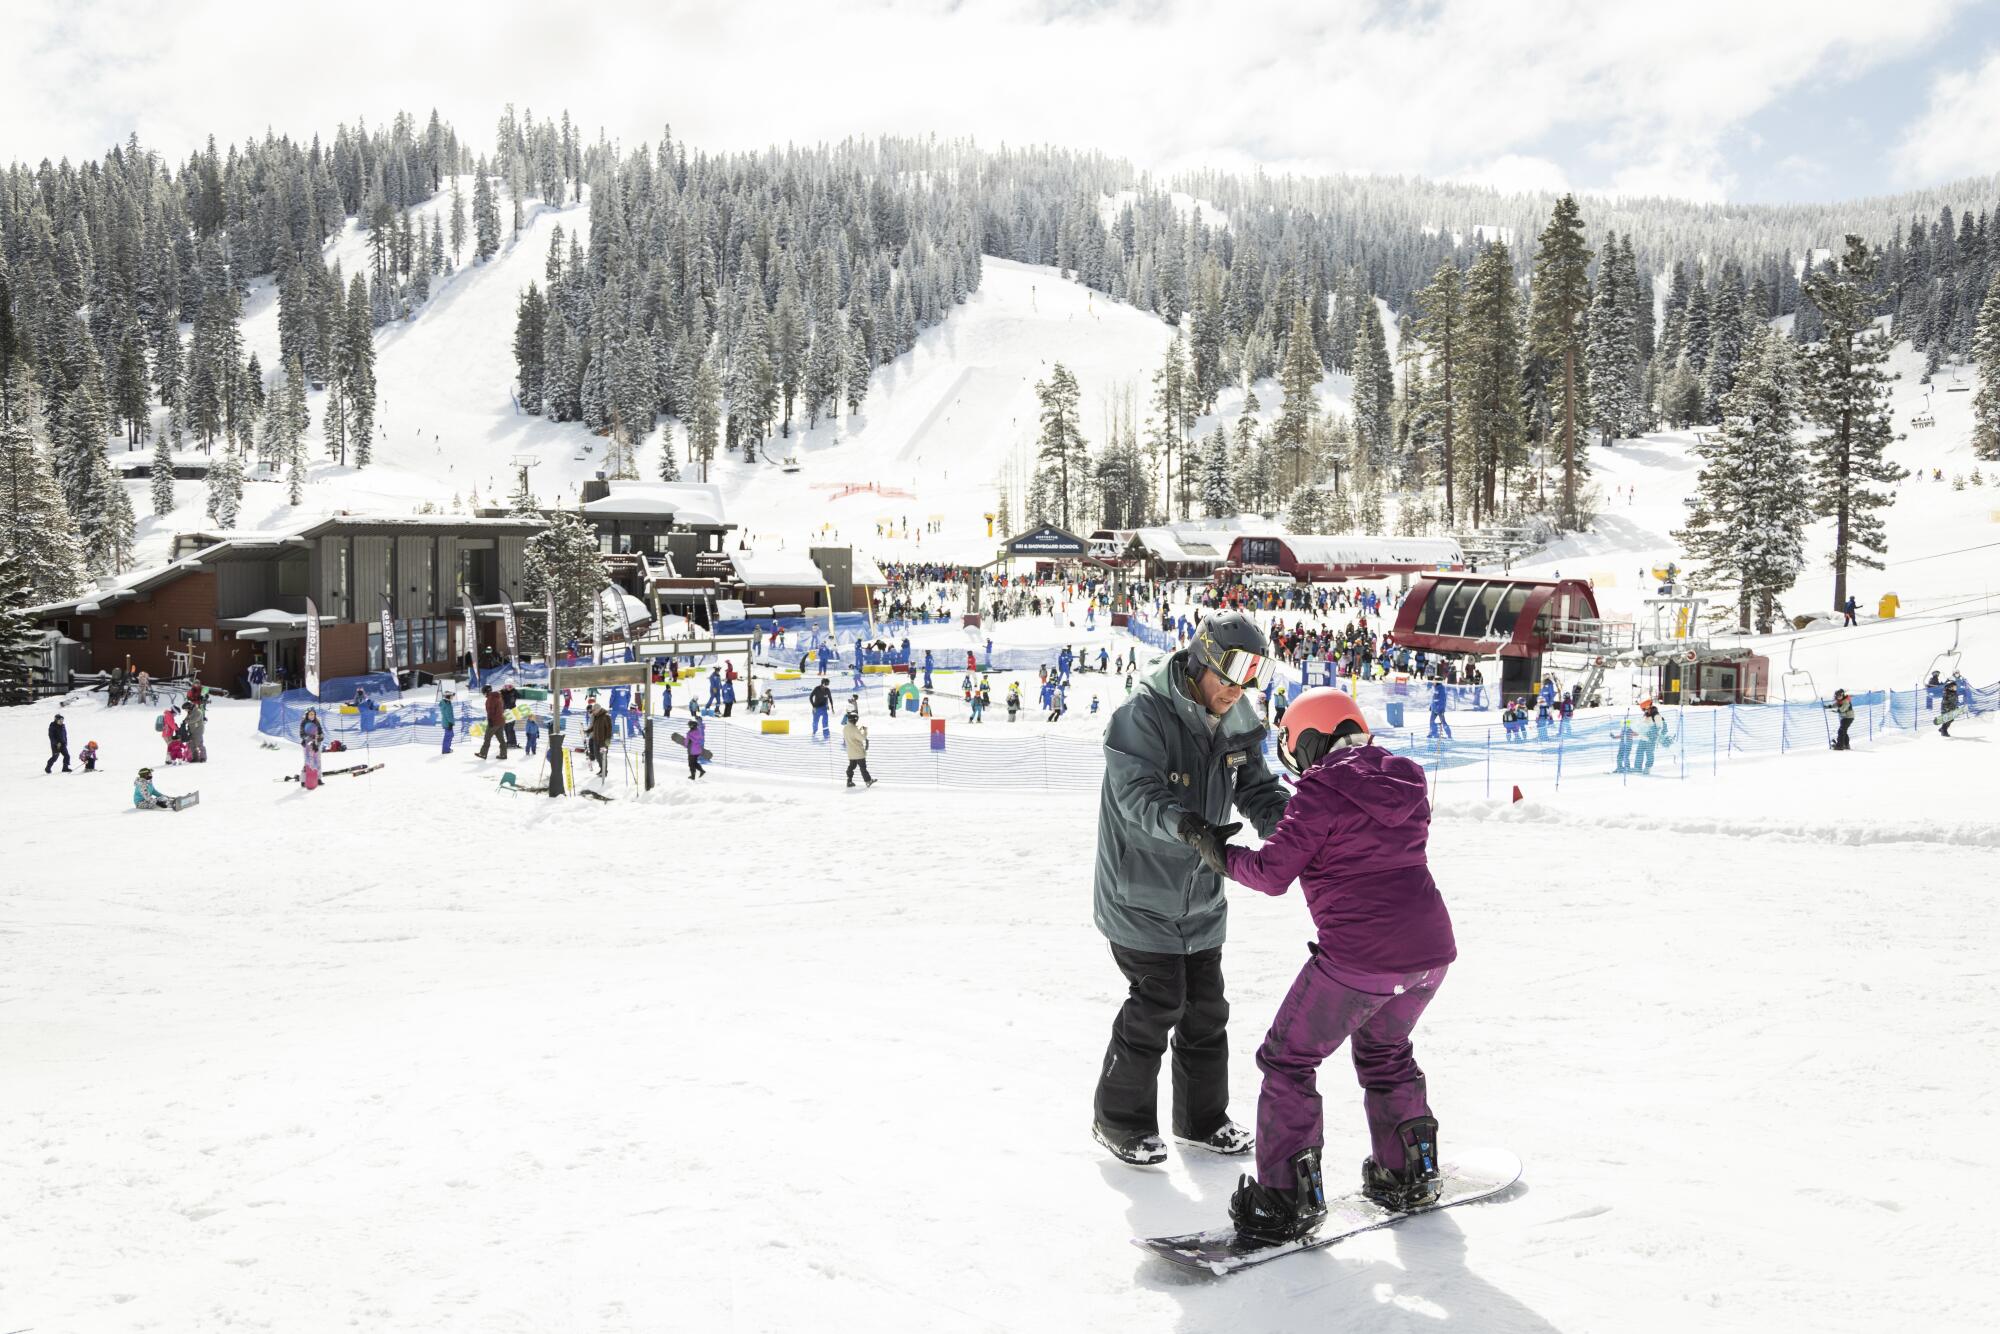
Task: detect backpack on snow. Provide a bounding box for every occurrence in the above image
[155,715,165,733]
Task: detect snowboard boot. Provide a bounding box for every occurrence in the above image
[1176,1120,1254,1156]
[1093,1121,1167,1166]
[1361,1115,1442,1211]
[1228,1147,1328,1243]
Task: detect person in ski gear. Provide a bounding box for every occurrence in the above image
[1936,678,1965,736]
[587,702,614,777]
[1428,682,1451,739]
[842,710,876,787]
[1827,689,1855,750]
[299,708,325,788]
[1091,611,1291,1167]
[524,710,542,756]
[45,712,71,773]
[1196,688,1456,1242]
[137,669,153,704]
[810,678,833,739]
[1842,595,1858,627]
[685,717,706,780]
[1635,700,1671,772]
[1614,717,1636,772]
[80,740,99,772]
[184,693,208,763]
[133,767,179,810]
[1007,682,1021,721]
[439,690,456,753]
[478,687,512,759]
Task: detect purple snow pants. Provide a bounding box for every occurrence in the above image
[1253,945,1447,1189]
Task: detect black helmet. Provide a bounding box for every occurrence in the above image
[1190,612,1274,688]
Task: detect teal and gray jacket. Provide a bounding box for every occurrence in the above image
[1093,652,1291,954]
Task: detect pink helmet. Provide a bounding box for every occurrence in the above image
[1278,688,1369,774]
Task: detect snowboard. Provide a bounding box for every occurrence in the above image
[143,791,199,811]
[669,731,714,762]
[1134,1146,1521,1277]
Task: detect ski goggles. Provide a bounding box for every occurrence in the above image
[1211,648,1278,690]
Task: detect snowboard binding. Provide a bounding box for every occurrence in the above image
[1361,1115,1442,1211]
[1228,1147,1327,1243]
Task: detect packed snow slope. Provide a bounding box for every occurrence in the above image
[5,694,1997,1333]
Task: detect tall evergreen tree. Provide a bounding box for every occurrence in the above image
[472,167,500,263]
[1274,300,1320,493]
[1199,426,1235,517]
[345,271,377,466]
[150,430,175,515]
[0,363,86,605]
[1463,241,1525,526]
[1675,326,1811,632]
[1528,194,1593,527]
[689,354,721,482]
[1350,302,1395,480]
[1801,235,1907,613]
[1034,362,1088,530]
[1586,235,1642,443]
[1412,262,1465,520]
[1971,268,2000,461]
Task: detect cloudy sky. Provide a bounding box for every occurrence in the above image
[5,0,1999,204]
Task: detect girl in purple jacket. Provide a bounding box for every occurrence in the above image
[1194,687,1457,1243]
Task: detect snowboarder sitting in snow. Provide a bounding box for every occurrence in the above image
[1189,688,1456,1243]
[132,766,180,811]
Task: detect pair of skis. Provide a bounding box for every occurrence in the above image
[278,763,385,783]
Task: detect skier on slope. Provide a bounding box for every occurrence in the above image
[1091,612,1291,1167]
[1187,688,1456,1243]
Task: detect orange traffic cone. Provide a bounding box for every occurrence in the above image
[1511,785,1524,803]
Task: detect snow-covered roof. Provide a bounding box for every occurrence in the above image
[580,481,728,527]
[850,552,888,586]
[1282,535,1465,566]
[31,534,304,618]
[732,548,829,587]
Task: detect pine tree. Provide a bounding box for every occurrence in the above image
[1675,326,1811,631]
[1275,301,1320,493]
[1035,362,1088,530]
[1586,235,1642,444]
[1971,268,2000,461]
[450,174,467,266]
[1702,263,1747,419]
[514,283,548,413]
[1199,426,1235,517]
[1283,482,1327,533]
[844,315,871,417]
[345,271,376,466]
[1413,262,1465,520]
[508,465,537,513]
[472,167,500,263]
[1528,195,1593,528]
[0,550,38,705]
[1350,302,1395,480]
[1801,235,1908,612]
[150,430,175,515]
[524,511,604,642]
[689,354,721,481]
[1463,241,1525,526]
[1149,333,1188,517]
[0,364,86,605]
[205,441,245,527]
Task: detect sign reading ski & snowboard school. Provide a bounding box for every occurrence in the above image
[1003,526,1090,558]
[545,590,556,665]
[305,597,321,697]
[501,602,520,670]
[461,597,478,685]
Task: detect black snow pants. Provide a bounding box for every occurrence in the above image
[1094,942,1230,1141]
[1834,717,1853,750]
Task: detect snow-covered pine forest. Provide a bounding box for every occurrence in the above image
[4,109,2000,684]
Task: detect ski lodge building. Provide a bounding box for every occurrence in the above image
[1218,534,1465,584]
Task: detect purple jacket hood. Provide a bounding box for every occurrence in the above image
[1315,743,1429,828]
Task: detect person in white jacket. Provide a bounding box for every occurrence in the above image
[841,711,876,787]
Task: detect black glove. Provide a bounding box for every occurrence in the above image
[1177,811,1241,876]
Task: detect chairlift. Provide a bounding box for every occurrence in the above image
[1922,618,1963,694]
[1779,637,1833,746]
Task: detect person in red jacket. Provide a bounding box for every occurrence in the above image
[1190,688,1456,1243]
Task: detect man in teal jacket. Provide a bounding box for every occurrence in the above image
[1092,613,1291,1165]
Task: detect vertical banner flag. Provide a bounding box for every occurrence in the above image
[304,597,322,698]
[501,601,520,671]
[545,590,556,666]
[380,589,398,675]
[592,587,605,665]
[462,595,479,688]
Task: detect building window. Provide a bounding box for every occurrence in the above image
[114,624,148,640]
[367,624,383,672]
[179,627,215,643]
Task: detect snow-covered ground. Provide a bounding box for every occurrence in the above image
[6,684,1996,1333]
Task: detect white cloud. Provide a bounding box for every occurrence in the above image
[1893,47,2000,185]
[0,0,1975,204]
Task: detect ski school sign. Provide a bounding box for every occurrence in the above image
[1003,526,1090,558]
